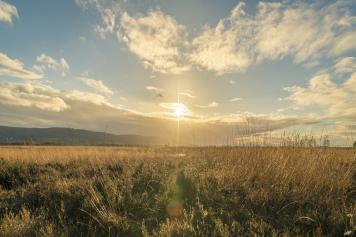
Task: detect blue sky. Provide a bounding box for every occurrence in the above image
[0,0,355,145]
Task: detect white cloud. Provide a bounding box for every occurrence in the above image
[78,76,114,96]
[190,2,253,75]
[146,85,164,97]
[34,54,70,77]
[0,0,18,24]
[64,90,111,106]
[334,57,356,74]
[77,1,355,77]
[0,81,116,113]
[196,101,219,108]
[333,31,356,55]
[0,52,43,79]
[75,0,122,39]
[118,10,190,74]
[190,1,355,75]
[230,97,242,102]
[284,72,356,119]
[0,82,69,112]
[146,86,163,92]
[255,2,337,63]
[179,91,196,99]
[95,8,116,39]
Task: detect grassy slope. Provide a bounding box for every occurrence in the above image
[0,146,355,236]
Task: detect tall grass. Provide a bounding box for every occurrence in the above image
[0,146,355,236]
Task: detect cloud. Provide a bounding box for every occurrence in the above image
[179,91,196,99]
[79,1,354,75]
[64,90,112,107]
[0,82,69,112]
[146,85,164,97]
[0,52,43,79]
[333,31,356,55]
[0,0,18,24]
[196,101,219,109]
[34,54,70,77]
[284,72,356,119]
[146,86,163,93]
[190,2,254,75]
[78,76,114,96]
[282,58,356,143]
[0,80,116,113]
[230,97,242,102]
[95,8,116,39]
[190,1,355,74]
[255,1,338,63]
[334,57,356,74]
[75,0,123,40]
[0,81,318,145]
[118,10,190,74]
[0,81,166,136]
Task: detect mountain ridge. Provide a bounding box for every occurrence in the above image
[0,126,162,145]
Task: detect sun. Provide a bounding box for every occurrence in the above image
[172,103,188,119]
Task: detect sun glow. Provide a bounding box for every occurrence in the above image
[172,103,188,119]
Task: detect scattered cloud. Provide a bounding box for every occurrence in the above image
[118,10,190,74]
[229,80,236,85]
[284,72,356,120]
[230,97,242,102]
[95,8,116,39]
[333,31,356,55]
[334,57,356,74]
[0,82,69,112]
[64,90,111,106]
[179,91,196,99]
[0,81,115,113]
[146,85,164,97]
[75,0,122,39]
[34,54,70,77]
[0,52,43,79]
[191,1,355,74]
[77,1,355,76]
[255,1,339,63]
[78,76,114,96]
[0,0,18,24]
[190,2,253,75]
[196,101,219,108]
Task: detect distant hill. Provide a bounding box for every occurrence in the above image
[0,126,162,145]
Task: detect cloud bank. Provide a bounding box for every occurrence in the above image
[77,0,356,75]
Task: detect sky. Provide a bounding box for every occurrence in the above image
[0,0,355,146]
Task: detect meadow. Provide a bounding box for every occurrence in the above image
[0,146,355,236]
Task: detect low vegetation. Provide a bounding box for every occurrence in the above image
[0,146,355,236]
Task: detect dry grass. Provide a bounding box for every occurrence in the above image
[0,146,355,236]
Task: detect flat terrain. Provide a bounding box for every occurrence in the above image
[0,146,355,236]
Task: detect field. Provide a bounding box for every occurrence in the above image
[0,146,355,236]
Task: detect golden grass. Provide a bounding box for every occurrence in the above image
[0,146,355,236]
